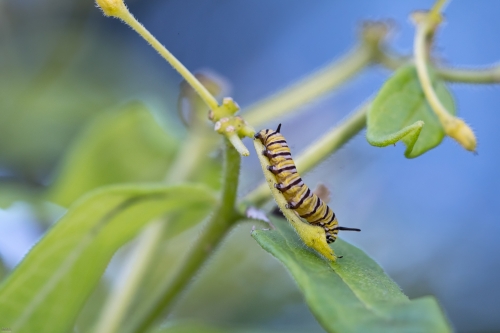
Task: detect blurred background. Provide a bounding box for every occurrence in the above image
[1,0,499,332]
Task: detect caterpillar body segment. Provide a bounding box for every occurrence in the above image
[255,124,360,244]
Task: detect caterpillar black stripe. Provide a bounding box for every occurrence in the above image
[255,124,361,244]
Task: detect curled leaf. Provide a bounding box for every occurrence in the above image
[367,65,455,158]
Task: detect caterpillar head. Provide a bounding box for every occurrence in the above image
[254,123,282,142]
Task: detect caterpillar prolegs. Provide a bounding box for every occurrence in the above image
[255,124,360,244]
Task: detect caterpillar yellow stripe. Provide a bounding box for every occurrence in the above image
[255,124,360,244]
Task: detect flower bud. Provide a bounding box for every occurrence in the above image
[444,117,477,152]
[95,0,126,18]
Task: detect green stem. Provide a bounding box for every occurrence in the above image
[244,45,374,127]
[293,103,368,175]
[414,17,452,125]
[438,66,500,84]
[244,103,367,208]
[375,47,500,84]
[115,7,219,110]
[132,140,241,333]
[413,10,477,152]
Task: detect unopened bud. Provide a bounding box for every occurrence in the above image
[444,117,477,152]
[95,0,126,18]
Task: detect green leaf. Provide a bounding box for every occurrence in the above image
[156,322,292,333]
[0,184,217,333]
[168,222,324,332]
[367,65,456,158]
[0,257,7,282]
[252,217,451,333]
[0,182,42,209]
[48,102,178,207]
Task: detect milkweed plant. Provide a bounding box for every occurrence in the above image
[0,0,497,332]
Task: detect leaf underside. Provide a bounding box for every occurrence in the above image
[252,217,451,333]
[367,65,456,158]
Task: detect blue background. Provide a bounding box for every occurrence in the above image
[1,1,499,332]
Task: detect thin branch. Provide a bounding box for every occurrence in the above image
[97,0,219,110]
[375,42,500,84]
[413,10,476,152]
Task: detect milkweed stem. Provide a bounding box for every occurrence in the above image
[102,2,219,111]
[130,140,241,333]
[412,3,477,152]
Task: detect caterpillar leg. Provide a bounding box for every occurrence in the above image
[274,183,285,192]
[285,201,299,209]
[267,165,279,175]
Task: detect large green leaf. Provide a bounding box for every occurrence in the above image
[48,103,178,207]
[252,217,451,333]
[367,65,455,158]
[0,184,217,333]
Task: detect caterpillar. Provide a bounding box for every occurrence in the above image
[255,124,361,244]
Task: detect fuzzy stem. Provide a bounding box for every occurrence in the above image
[114,6,219,110]
[438,66,500,84]
[228,132,250,156]
[131,140,241,333]
[414,19,451,125]
[374,47,500,85]
[413,8,477,152]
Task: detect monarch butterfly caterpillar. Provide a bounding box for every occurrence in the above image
[255,124,361,244]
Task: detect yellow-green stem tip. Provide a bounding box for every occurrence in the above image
[95,0,127,17]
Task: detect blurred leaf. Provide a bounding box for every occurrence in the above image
[75,280,110,333]
[0,257,7,282]
[156,321,294,333]
[190,152,223,190]
[119,222,324,333]
[103,201,215,333]
[165,204,213,240]
[0,182,42,209]
[252,217,451,333]
[0,71,117,180]
[167,222,325,333]
[366,65,456,158]
[48,103,178,207]
[0,183,217,333]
